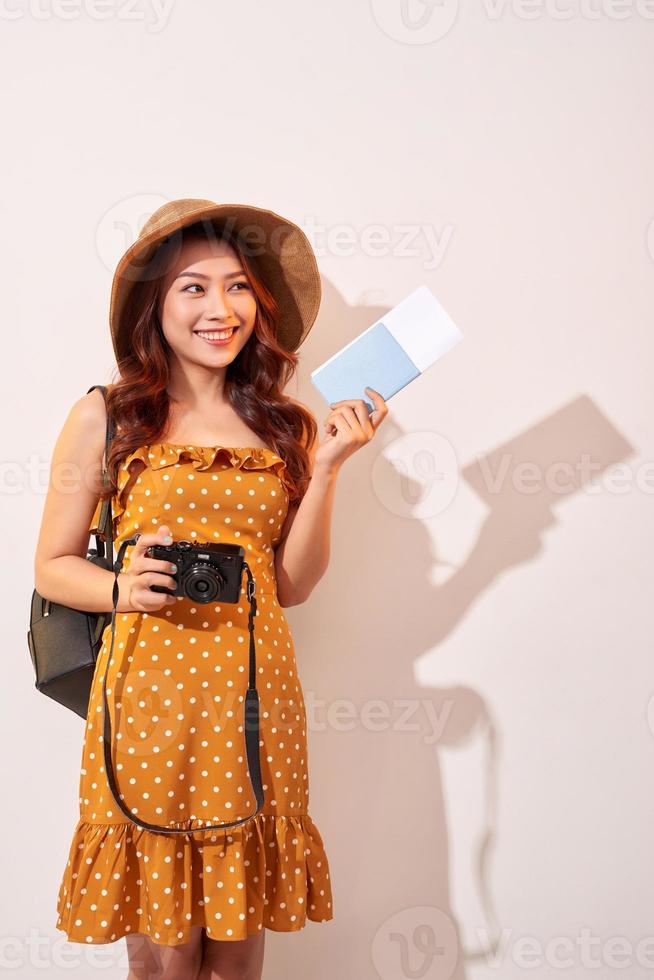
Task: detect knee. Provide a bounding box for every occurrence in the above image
[198,931,265,980]
[164,965,202,980]
[127,937,203,980]
[128,954,202,980]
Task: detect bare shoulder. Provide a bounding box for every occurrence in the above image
[54,388,109,490]
[66,387,108,450]
[33,388,112,572]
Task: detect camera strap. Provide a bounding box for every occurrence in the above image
[99,534,265,837]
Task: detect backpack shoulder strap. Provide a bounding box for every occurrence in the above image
[86,385,116,559]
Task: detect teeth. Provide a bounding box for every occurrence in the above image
[196,328,236,340]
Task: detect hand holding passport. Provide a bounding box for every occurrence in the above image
[310,285,464,413]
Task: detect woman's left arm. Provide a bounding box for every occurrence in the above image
[274,388,388,607]
[274,456,337,607]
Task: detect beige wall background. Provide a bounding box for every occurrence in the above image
[4,0,654,977]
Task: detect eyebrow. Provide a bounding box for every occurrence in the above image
[174,270,247,282]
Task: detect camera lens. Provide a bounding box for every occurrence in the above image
[183,564,224,603]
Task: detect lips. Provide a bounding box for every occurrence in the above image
[194,326,239,346]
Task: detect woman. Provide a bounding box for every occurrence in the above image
[35,198,388,978]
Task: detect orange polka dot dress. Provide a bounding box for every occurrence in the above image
[55,443,334,946]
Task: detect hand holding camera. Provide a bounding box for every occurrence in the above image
[118,525,178,613]
[118,526,249,612]
[145,537,247,605]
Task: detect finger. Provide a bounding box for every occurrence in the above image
[329,392,383,431]
[138,556,178,577]
[137,589,176,611]
[133,525,173,558]
[327,403,372,438]
[323,408,357,436]
[329,388,385,412]
[362,388,388,428]
[327,405,356,429]
[328,412,356,439]
[348,401,375,436]
[140,570,178,590]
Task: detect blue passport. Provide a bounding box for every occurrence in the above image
[310,285,464,412]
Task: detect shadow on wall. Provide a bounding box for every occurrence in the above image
[286,276,635,980]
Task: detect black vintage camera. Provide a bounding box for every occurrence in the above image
[146,540,247,604]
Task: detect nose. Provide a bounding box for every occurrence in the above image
[207,289,238,322]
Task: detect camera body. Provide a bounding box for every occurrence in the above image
[146,540,247,604]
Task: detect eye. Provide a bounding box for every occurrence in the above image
[182,281,249,294]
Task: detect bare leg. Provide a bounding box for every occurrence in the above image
[197,928,266,980]
[126,925,204,979]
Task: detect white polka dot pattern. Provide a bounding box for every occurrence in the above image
[55,444,333,945]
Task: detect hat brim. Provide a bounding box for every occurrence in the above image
[110,201,321,363]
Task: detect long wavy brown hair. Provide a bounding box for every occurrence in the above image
[100,219,318,509]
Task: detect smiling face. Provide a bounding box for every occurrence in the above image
[157,236,258,368]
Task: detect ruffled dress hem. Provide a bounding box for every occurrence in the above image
[55,812,333,946]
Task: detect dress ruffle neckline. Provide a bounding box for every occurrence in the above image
[123,443,290,490]
[55,812,334,945]
[91,443,292,541]
[127,442,287,474]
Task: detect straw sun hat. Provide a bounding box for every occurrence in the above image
[109,198,322,363]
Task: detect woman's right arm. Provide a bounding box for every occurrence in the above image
[34,388,180,615]
[33,388,133,613]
